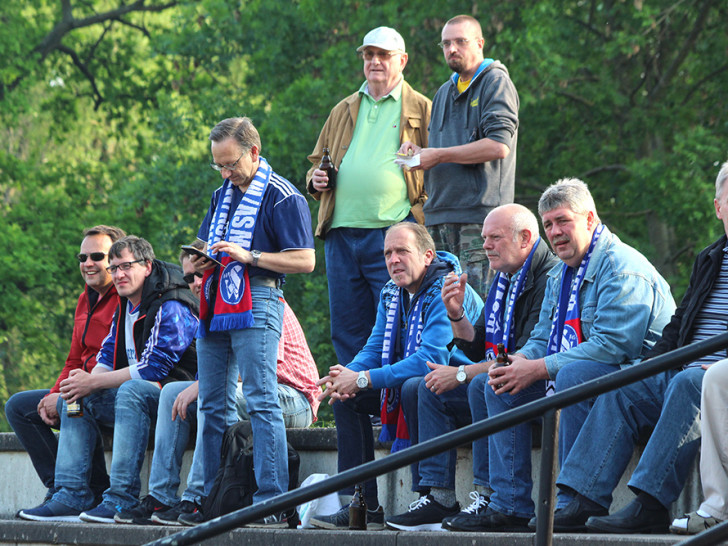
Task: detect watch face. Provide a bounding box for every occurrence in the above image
[357,377,368,388]
[457,371,467,383]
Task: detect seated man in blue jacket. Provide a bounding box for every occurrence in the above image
[311,221,482,530]
[18,236,199,523]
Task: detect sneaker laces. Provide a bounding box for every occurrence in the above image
[462,491,488,514]
[407,495,432,512]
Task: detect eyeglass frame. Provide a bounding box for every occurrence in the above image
[210,149,247,172]
[106,259,147,274]
[437,38,474,49]
[359,49,401,61]
[77,252,108,263]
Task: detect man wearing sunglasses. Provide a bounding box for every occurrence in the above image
[307,26,431,375]
[399,15,520,299]
[18,235,199,523]
[6,225,125,510]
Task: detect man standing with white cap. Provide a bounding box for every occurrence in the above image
[307,26,431,368]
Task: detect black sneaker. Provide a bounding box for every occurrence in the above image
[114,495,171,525]
[150,500,199,526]
[178,508,206,526]
[442,491,489,530]
[245,508,299,529]
[445,506,530,532]
[386,495,460,531]
[309,504,385,530]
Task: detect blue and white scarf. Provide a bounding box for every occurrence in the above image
[484,238,542,360]
[545,224,604,394]
[199,158,271,335]
[378,286,424,453]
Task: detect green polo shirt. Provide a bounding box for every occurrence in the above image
[330,80,410,229]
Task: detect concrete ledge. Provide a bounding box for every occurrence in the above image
[0,428,702,524]
[0,519,685,546]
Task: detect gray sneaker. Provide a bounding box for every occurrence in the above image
[309,505,385,530]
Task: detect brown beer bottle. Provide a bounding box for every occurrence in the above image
[349,483,367,530]
[494,342,509,368]
[67,398,83,418]
[319,147,337,190]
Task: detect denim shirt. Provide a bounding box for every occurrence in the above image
[518,225,676,378]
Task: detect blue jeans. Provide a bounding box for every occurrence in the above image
[486,359,615,515]
[235,382,313,428]
[557,366,704,509]
[399,376,424,492]
[197,286,287,502]
[325,227,391,365]
[53,380,161,511]
[149,380,312,507]
[5,389,108,499]
[417,378,474,491]
[332,387,382,506]
[484,376,545,517]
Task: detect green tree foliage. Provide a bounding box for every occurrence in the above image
[1,0,727,429]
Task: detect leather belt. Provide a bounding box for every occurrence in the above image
[249,276,281,289]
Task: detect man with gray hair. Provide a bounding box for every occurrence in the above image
[551,161,728,535]
[193,116,315,528]
[476,178,675,532]
[386,203,558,531]
[307,26,431,369]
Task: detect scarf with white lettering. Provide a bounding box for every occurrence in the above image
[545,224,604,393]
[198,158,271,335]
[378,286,424,453]
[484,238,541,360]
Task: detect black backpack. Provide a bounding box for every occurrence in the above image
[201,420,300,520]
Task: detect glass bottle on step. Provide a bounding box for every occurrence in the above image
[349,483,367,530]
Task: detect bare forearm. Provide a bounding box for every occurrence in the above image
[432,138,510,166]
[256,249,315,274]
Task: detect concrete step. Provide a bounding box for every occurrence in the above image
[0,519,692,546]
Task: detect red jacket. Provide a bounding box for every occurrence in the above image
[48,284,119,395]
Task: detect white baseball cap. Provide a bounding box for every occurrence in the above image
[356,26,406,53]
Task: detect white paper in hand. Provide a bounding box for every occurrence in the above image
[394,153,421,170]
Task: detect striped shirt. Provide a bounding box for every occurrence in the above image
[686,248,728,368]
[277,301,321,420]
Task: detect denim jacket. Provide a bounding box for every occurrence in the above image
[348,251,484,389]
[519,225,676,378]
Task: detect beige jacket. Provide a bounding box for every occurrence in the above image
[306,80,431,239]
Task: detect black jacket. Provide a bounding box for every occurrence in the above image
[646,235,727,359]
[455,239,559,361]
[113,259,198,384]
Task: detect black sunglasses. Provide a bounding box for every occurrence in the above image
[183,271,203,284]
[77,252,107,263]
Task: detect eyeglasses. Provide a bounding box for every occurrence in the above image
[183,271,203,284]
[210,149,246,172]
[77,252,107,263]
[438,38,473,49]
[360,50,400,61]
[106,259,145,274]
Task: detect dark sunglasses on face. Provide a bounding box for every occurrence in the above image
[183,271,204,284]
[77,252,107,263]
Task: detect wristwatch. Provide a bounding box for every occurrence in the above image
[356,370,369,390]
[250,249,262,267]
[456,365,467,384]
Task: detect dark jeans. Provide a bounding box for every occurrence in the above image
[332,388,382,506]
[5,389,109,500]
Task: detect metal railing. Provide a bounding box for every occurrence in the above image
[146,331,728,546]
